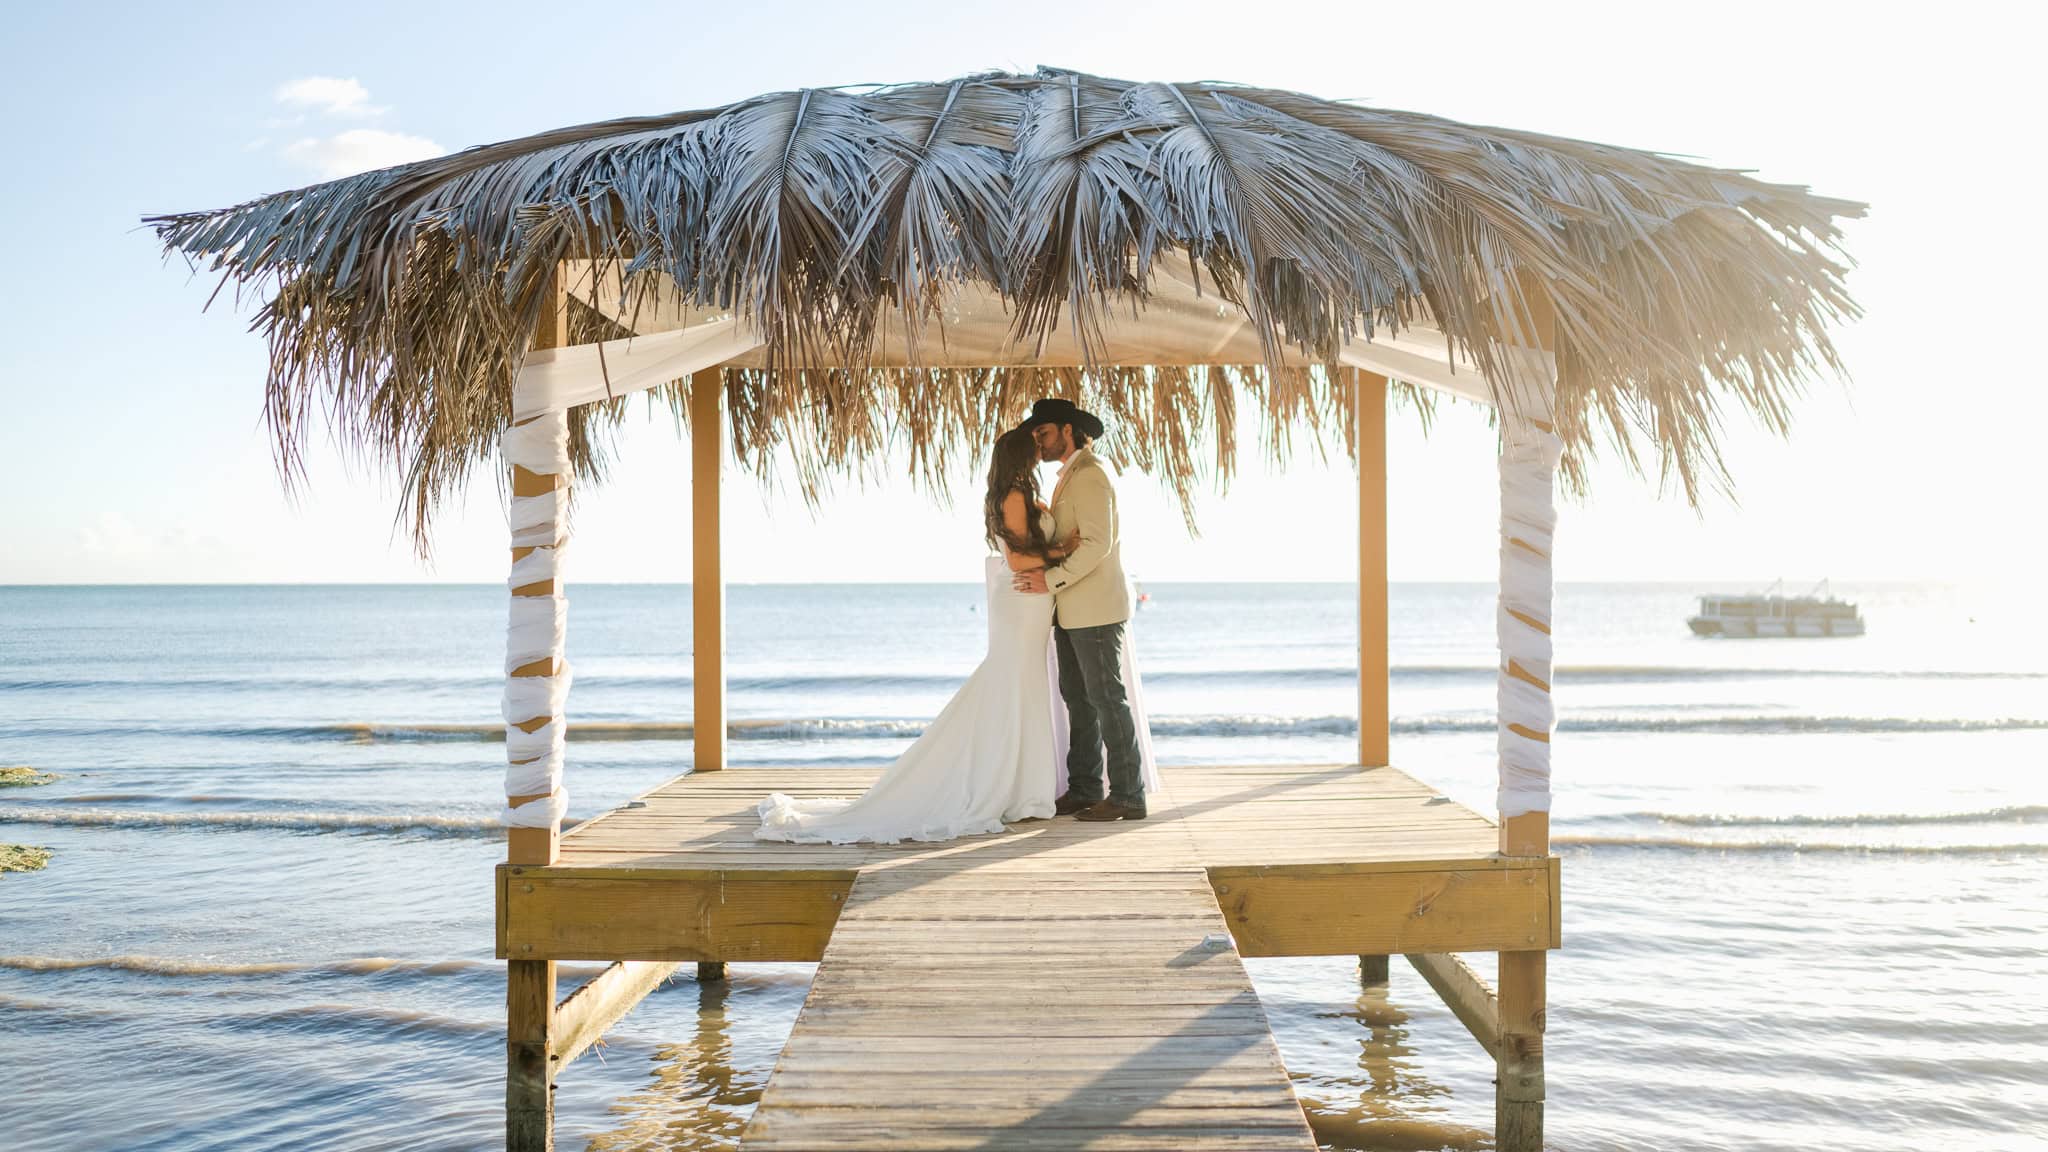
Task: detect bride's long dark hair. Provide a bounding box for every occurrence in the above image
[984,427,1050,555]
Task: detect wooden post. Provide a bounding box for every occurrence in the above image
[507,956,557,1152]
[1495,440,1555,1152]
[505,445,566,868]
[1356,369,1390,770]
[506,277,567,1152]
[1356,369,1392,983]
[1498,768,1550,1151]
[1357,953,1389,986]
[1492,277,1558,1152]
[506,276,570,864]
[697,961,727,982]
[692,367,726,776]
[1496,942,1546,1151]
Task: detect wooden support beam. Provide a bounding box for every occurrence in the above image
[697,961,727,982]
[1496,948,1546,1150]
[534,271,570,352]
[507,958,556,1152]
[1208,859,1558,957]
[1357,954,1390,986]
[550,960,681,1071]
[1356,369,1390,769]
[691,367,726,774]
[1404,952,1501,1061]
[499,866,856,962]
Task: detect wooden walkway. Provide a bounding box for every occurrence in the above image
[497,765,1559,1150]
[741,784,1316,1151]
[537,762,1523,871]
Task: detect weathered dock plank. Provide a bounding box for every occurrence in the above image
[739,817,1318,1151]
[496,764,1561,1148]
[501,765,1552,964]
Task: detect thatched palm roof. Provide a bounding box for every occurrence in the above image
[149,68,1861,542]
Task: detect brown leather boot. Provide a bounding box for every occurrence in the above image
[1075,799,1147,822]
[1054,793,1097,817]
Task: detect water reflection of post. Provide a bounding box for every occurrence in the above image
[1351,978,1410,1102]
[586,971,750,1151]
[1300,977,1488,1152]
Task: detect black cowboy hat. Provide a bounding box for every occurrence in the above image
[1019,398,1105,440]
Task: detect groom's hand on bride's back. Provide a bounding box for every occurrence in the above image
[1013,569,1050,595]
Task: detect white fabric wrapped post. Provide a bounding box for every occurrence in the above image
[1495,419,1561,1152]
[499,306,763,851]
[502,410,572,831]
[1495,422,1564,820]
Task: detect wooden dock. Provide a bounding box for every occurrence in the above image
[498,763,1558,1149]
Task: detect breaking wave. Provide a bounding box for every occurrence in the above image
[1552,835,2045,856]
[37,712,2042,745]
[1583,806,2048,829]
[0,955,497,977]
[0,808,527,838]
[6,662,2038,697]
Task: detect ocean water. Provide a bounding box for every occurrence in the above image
[2,581,2044,1152]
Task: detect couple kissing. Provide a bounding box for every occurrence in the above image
[757,398,1155,845]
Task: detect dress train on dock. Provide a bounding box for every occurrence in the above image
[755,557,1060,844]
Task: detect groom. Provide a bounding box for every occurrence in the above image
[1013,399,1146,822]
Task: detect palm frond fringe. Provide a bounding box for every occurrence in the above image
[149,68,1862,547]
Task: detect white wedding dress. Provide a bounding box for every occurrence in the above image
[756,516,1158,845]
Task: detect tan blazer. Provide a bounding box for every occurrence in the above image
[1045,448,1132,629]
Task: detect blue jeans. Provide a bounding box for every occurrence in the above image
[1054,621,1145,809]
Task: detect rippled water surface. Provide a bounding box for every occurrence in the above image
[3,582,2044,1151]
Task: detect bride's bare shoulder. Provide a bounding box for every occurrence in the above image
[1000,487,1031,525]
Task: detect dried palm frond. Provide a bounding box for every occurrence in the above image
[149,69,1861,548]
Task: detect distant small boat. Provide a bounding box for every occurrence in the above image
[1688,579,1865,638]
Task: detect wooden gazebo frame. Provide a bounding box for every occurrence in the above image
[149,70,1859,1152]
[490,263,1563,1151]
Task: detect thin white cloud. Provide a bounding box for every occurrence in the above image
[274,75,383,118]
[77,512,148,557]
[269,76,439,178]
[283,128,444,179]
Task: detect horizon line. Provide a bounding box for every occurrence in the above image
[0,577,1982,589]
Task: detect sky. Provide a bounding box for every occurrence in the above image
[1,0,2040,585]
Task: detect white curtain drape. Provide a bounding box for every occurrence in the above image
[513,318,762,420]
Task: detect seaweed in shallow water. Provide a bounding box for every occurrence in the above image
[0,766,57,788]
[1,845,52,873]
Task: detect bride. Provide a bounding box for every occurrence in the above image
[755,427,1151,844]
